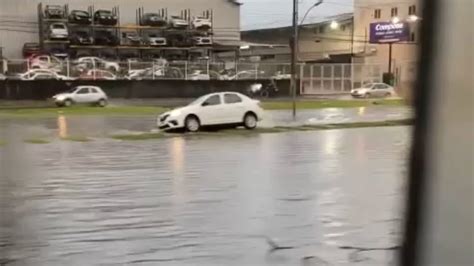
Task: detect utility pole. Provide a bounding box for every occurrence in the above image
[290,0,299,119]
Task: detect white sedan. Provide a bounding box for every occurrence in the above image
[157,92,264,132]
[53,86,108,107]
[351,83,395,98]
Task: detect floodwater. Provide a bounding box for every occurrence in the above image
[0,118,409,265]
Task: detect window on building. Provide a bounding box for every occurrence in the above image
[374,9,382,19]
[409,5,417,15]
[410,32,416,42]
[391,7,398,17]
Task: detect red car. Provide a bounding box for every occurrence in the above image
[22,43,40,58]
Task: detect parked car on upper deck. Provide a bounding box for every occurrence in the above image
[140,13,167,27]
[15,69,72,81]
[22,43,40,58]
[169,16,189,29]
[94,30,119,46]
[157,92,264,132]
[94,10,117,26]
[121,32,143,46]
[48,23,69,40]
[53,86,108,107]
[144,34,167,46]
[351,83,395,98]
[69,10,92,24]
[70,30,94,45]
[44,5,65,19]
[192,17,212,30]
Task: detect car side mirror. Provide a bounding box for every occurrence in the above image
[202,102,210,107]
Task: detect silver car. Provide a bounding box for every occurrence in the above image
[351,83,395,98]
[52,86,108,107]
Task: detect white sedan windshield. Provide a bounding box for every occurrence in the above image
[188,95,208,106]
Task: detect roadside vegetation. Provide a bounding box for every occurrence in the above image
[0,99,407,117]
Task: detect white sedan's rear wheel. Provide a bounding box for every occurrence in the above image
[243,113,258,130]
[185,115,200,132]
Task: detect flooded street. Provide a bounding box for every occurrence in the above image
[0,119,409,265]
[0,107,411,265]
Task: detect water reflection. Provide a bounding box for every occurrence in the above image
[57,115,68,138]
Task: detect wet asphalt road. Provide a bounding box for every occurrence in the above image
[0,108,410,266]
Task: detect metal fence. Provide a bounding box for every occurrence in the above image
[299,63,383,94]
[1,59,293,81]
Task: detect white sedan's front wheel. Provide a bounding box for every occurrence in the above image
[243,113,258,130]
[185,115,200,132]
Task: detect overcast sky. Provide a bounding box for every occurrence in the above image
[240,0,353,30]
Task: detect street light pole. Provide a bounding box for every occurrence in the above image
[290,0,299,119]
[290,0,323,119]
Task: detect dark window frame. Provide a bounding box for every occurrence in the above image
[391,7,398,17]
[374,9,382,19]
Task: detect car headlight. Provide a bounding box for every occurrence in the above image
[169,110,181,117]
[56,96,65,101]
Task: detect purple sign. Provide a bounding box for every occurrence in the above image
[370,22,410,43]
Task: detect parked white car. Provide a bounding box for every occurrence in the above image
[169,16,189,29]
[188,70,210,80]
[30,55,63,72]
[75,57,120,72]
[52,86,108,107]
[49,23,69,40]
[192,36,212,46]
[17,69,73,80]
[192,17,212,30]
[351,83,395,98]
[0,73,6,80]
[157,92,264,132]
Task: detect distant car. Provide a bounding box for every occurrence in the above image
[30,55,63,72]
[272,72,291,80]
[49,48,69,60]
[17,69,72,80]
[351,83,395,98]
[68,10,92,25]
[144,34,167,46]
[94,30,119,46]
[140,13,167,27]
[22,43,40,58]
[192,17,212,30]
[188,70,210,80]
[48,23,68,40]
[44,5,64,19]
[94,10,117,26]
[121,32,142,46]
[126,68,165,80]
[169,16,189,29]
[192,36,212,46]
[75,57,120,72]
[53,86,108,107]
[224,70,265,80]
[157,92,264,132]
[79,69,117,80]
[70,30,94,45]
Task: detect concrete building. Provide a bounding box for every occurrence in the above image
[353,0,421,95]
[240,13,355,63]
[0,0,241,58]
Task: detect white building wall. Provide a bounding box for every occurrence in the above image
[0,0,240,58]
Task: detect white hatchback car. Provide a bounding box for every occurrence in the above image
[158,92,264,132]
[52,86,108,107]
[351,83,395,98]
